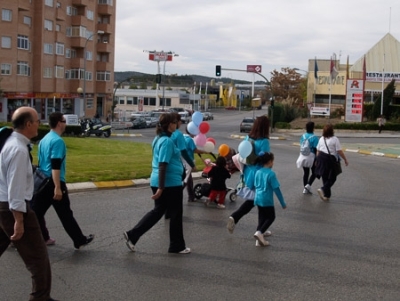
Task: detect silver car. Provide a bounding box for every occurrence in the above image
[240,117,255,133]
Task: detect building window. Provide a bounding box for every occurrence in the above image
[96,71,111,81]
[149,98,156,106]
[56,2,61,8]
[44,43,53,54]
[17,61,30,76]
[45,0,53,7]
[17,35,30,50]
[86,98,94,109]
[133,97,138,105]
[98,16,109,24]
[23,16,32,26]
[127,97,133,105]
[43,67,52,78]
[66,6,77,16]
[55,42,64,55]
[86,72,92,81]
[98,0,113,5]
[69,26,86,38]
[87,10,94,20]
[65,48,71,58]
[56,24,61,32]
[85,51,93,61]
[118,97,124,105]
[69,68,84,79]
[1,36,11,48]
[1,9,12,21]
[98,53,109,62]
[44,19,53,31]
[55,66,64,78]
[70,49,77,58]
[1,63,12,75]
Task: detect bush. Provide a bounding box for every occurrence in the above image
[275,122,291,129]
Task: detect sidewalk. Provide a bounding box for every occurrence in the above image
[67,130,399,193]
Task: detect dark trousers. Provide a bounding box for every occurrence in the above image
[321,174,337,198]
[186,173,194,201]
[31,180,86,247]
[0,202,52,301]
[256,206,276,233]
[303,163,316,187]
[230,199,255,224]
[126,186,186,253]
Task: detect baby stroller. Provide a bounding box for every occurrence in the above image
[193,150,238,202]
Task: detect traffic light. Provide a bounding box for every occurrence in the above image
[155,74,162,84]
[270,99,274,108]
[216,65,221,77]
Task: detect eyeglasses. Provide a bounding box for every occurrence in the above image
[171,121,178,124]
[59,120,67,123]
[31,119,41,125]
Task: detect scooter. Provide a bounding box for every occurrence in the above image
[80,119,112,138]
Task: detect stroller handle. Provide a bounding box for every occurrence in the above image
[197,153,217,160]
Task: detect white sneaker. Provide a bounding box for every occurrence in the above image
[253,231,269,246]
[217,204,225,209]
[302,188,308,194]
[263,230,272,237]
[317,189,329,202]
[305,184,312,194]
[178,247,191,254]
[123,232,135,252]
[227,216,235,234]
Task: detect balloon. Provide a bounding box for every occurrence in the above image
[238,140,253,158]
[203,141,215,153]
[206,137,216,146]
[192,111,203,126]
[218,144,230,157]
[199,122,210,134]
[194,133,207,147]
[187,121,199,136]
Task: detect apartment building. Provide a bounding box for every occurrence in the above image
[0,0,116,122]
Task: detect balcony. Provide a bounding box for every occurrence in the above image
[96,61,111,70]
[97,5,114,15]
[97,42,112,53]
[96,81,112,94]
[56,7,66,21]
[70,58,84,69]
[71,0,87,6]
[97,23,112,34]
[71,15,86,26]
[70,37,86,48]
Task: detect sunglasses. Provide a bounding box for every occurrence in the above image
[59,120,67,123]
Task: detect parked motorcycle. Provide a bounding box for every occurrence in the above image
[80,119,112,138]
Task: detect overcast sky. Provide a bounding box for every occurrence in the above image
[114,0,400,81]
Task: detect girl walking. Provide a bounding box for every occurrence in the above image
[253,152,286,247]
[205,156,231,209]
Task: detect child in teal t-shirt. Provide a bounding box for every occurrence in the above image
[253,152,286,247]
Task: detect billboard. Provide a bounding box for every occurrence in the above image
[247,65,262,73]
[148,52,173,62]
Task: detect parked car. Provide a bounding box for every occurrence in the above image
[178,112,190,123]
[203,112,214,121]
[240,117,255,133]
[145,117,158,128]
[130,117,147,129]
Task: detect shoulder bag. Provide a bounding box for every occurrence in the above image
[323,138,342,176]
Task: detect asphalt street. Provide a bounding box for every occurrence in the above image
[1,138,399,301]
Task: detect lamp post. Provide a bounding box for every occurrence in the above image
[83,30,104,117]
[161,51,178,111]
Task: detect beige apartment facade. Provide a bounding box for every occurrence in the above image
[0,0,116,122]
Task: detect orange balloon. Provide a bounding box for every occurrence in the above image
[218,144,230,157]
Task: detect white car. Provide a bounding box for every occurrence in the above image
[145,117,158,128]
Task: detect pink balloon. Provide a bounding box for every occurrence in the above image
[194,133,207,147]
[199,122,210,134]
[206,137,216,145]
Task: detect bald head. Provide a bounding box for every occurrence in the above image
[12,107,39,139]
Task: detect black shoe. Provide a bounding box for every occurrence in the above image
[74,234,95,250]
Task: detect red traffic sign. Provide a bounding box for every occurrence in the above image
[247,65,262,73]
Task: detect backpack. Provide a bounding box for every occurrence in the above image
[0,127,13,153]
[245,137,258,165]
[300,134,311,156]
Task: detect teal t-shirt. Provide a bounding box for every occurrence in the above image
[300,133,319,154]
[38,131,67,182]
[150,135,183,187]
[254,167,283,207]
[184,134,196,162]
[171,130,186,151]
[243,138,270,190]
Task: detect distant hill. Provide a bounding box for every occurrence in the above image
[114,71,265,87]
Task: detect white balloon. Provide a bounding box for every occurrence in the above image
[203,141,215,153]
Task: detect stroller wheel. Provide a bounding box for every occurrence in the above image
[194,184,203,199]
[229,191,237,202]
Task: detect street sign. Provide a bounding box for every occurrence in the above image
[148,52,173,62]
[307,103,312,110]
[247,65,262,73]
[310,106,330,116]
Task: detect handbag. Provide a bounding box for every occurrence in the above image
[323,138,342,176]
[33,165,51,195]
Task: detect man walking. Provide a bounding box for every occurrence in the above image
[31,112,94,250]
[0,107,57,301]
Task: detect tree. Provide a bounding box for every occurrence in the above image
[270,67,306,105]
[372,79,396,120]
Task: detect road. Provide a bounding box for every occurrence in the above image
[1,128,399,300]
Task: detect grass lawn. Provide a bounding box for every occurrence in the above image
[30,137,215,183]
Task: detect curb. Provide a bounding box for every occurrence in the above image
[230,134,286,140]
[292,142,400,159]
[111,133,142,137]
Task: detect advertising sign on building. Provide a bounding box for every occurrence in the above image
[345,79,364,122]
